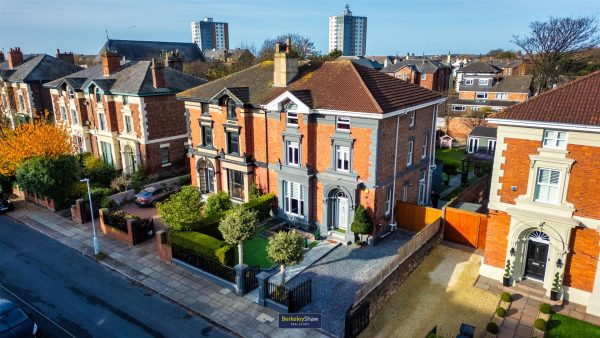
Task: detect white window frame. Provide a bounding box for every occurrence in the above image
[418,171,426,205]
[534,168,561,204]
[496,92,508,100]
[336,145,350,172]
[60,106,67,121]
[336,117,350,131]
[18,94,25,111]
[283,181,304,216]
[452,105,466,112]
[409,110,415,127]
[123,113,133,134]
[71,108,79,125]
[464,79,474,86]
[100,141,113,165]
[286,141,300,166]
[286,111,298,126]
[407,141,414,166]
[478,78,489,86]
[542,130,568,150]
[487,139,496,153]
[160,144,171,166]
[421,74,427,80]
[421,134,428,159]
[98,111,107,131]
[402,184,409,202]
[476,92,488,99]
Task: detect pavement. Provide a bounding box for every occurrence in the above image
[6,199,330,338]
[0,215,235,338]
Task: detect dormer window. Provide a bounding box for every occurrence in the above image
[95,88,102,103]
[122,95,129,105]
[68,87,74,99]
[285,102,298,125]
[478,79,489,86]
[465,79,474,86]
[542,130,567,149]
[226,99,236,120]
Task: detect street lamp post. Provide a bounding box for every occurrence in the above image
[81,178,99,255]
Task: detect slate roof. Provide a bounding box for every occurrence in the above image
[490,59,522,69]
[458,61,502,74]
[204,49,254,62]
[336,56,385,70]
[492,70,600,126]
[459,75,533,93]
[96,39,205,63]
[0,54,81,83]
[45,61,206,96]
[381,59,449,74]
[452,99,522,107]
[178,60,443,114]
[469,126,497,138]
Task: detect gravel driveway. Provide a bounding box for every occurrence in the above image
[359,244,498,338]
[294,231,412,337]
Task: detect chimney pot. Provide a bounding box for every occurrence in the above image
[56,48,75,65]
[151,58,165,88]
[273,39,298,87]
[7,47,24,69]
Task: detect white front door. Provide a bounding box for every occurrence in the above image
[337,197,348,230]
[468,138,479,153]
[488,139,496,153]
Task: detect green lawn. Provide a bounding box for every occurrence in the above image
[435,147,467,167]
[546,313,600,338]
[235,236,275,269]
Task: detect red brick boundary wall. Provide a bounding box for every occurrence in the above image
[14,185,57,211]
[99,209,134,246]
[155,230,172,263]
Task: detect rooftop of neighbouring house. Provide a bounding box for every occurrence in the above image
[44,60,206,96]
[0,54,82,83]
[457,61,503,74]
[491,70,600,126]
[380,58,450,74]
[177,60,444,114]
[459,75,533,93]
[469,126,497,138]
[95,39,206,63]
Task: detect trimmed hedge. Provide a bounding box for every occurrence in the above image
[192,193,276,237]
[534,318,547,331]
[501,291,512,302]
[496,306,506,317]
[169,231,234,266]
[539,303,552,315]
[486,322,498,334]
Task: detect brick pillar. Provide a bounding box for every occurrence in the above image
[256,271,270,306]
[155,230,172,263]
[235,264,248,296]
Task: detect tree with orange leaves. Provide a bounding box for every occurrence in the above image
[0,121,73,176]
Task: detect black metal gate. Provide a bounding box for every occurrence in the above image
[344,301,370,338]
[244,266,260,292]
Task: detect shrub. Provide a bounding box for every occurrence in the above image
[496,306,506,317]
[85,187,111,209]
[156,186,203,232]
[486,322,499,334]
[178,174,191,186]
[243,193,276,220]
[169,231,234,266]
[248,182,262,200]
[534,318,547,331]
[81,156,117,187]
[351,205,372,243]
[501,291,512,302]
[16,155,80,204]
[131,168,146,192]
[110,175,132,192]
[539,303,552,315]
[218,206,259,265]
[109,209,141,220]
[204,192,233,216]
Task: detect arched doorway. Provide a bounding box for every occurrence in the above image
[123,145,136,174]
[329,189,349,230]
[524,231,550,281]
[196,158,215,194]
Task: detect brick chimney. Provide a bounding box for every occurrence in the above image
[56,49,75,65]
[101,50,121,76]
[151,58,165,88]
[163,50,183,71]
[0,51,4,63]
[273,36,298,87]
[7,47,24,69]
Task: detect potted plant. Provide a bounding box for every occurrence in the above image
[503,259,512,286]
[551,272,561,300]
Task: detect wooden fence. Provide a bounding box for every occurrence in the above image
[354,215,442,304]
[394,201,443,232]
[444,207,488,249]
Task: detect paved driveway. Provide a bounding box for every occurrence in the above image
[121,201,157,219]
[360,243,498,338]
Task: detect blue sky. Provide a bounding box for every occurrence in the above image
[0,0,598,56]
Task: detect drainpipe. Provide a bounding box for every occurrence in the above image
[427,104,438,204]
[389,114,400,232]
[264,108,270,192]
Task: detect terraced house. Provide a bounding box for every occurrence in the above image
[381,58,451,94]
[44,50,205,177]
[0,47,81,128]
[480,70,600,317]
[452,61,532,113]
[178,40,444,243]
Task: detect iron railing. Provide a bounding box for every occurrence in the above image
[172,244,236,283]
[344,300,370,338]
[266,278,312,313]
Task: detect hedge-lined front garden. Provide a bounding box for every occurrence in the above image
[170,231,234,266]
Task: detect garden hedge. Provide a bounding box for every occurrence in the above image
[169,231,234,266]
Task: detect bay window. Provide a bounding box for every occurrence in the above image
[228,170,244,200]
[283,181,304,216]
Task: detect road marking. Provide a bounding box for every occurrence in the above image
[0,282,77,338]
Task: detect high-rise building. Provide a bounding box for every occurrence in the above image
[328,5,367,56]
[191,17,229,51]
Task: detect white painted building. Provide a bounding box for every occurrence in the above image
[328,5,367,56]
[191,17,229,51]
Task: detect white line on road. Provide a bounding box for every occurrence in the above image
[0,282,78,338]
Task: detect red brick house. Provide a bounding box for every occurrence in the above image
[480,70,600,316]
[178,40,445,243]
[44,50,205,177]
[0,47,81,128]
[381,59,451,94]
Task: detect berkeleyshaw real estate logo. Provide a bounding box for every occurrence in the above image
[278,313,322,329]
